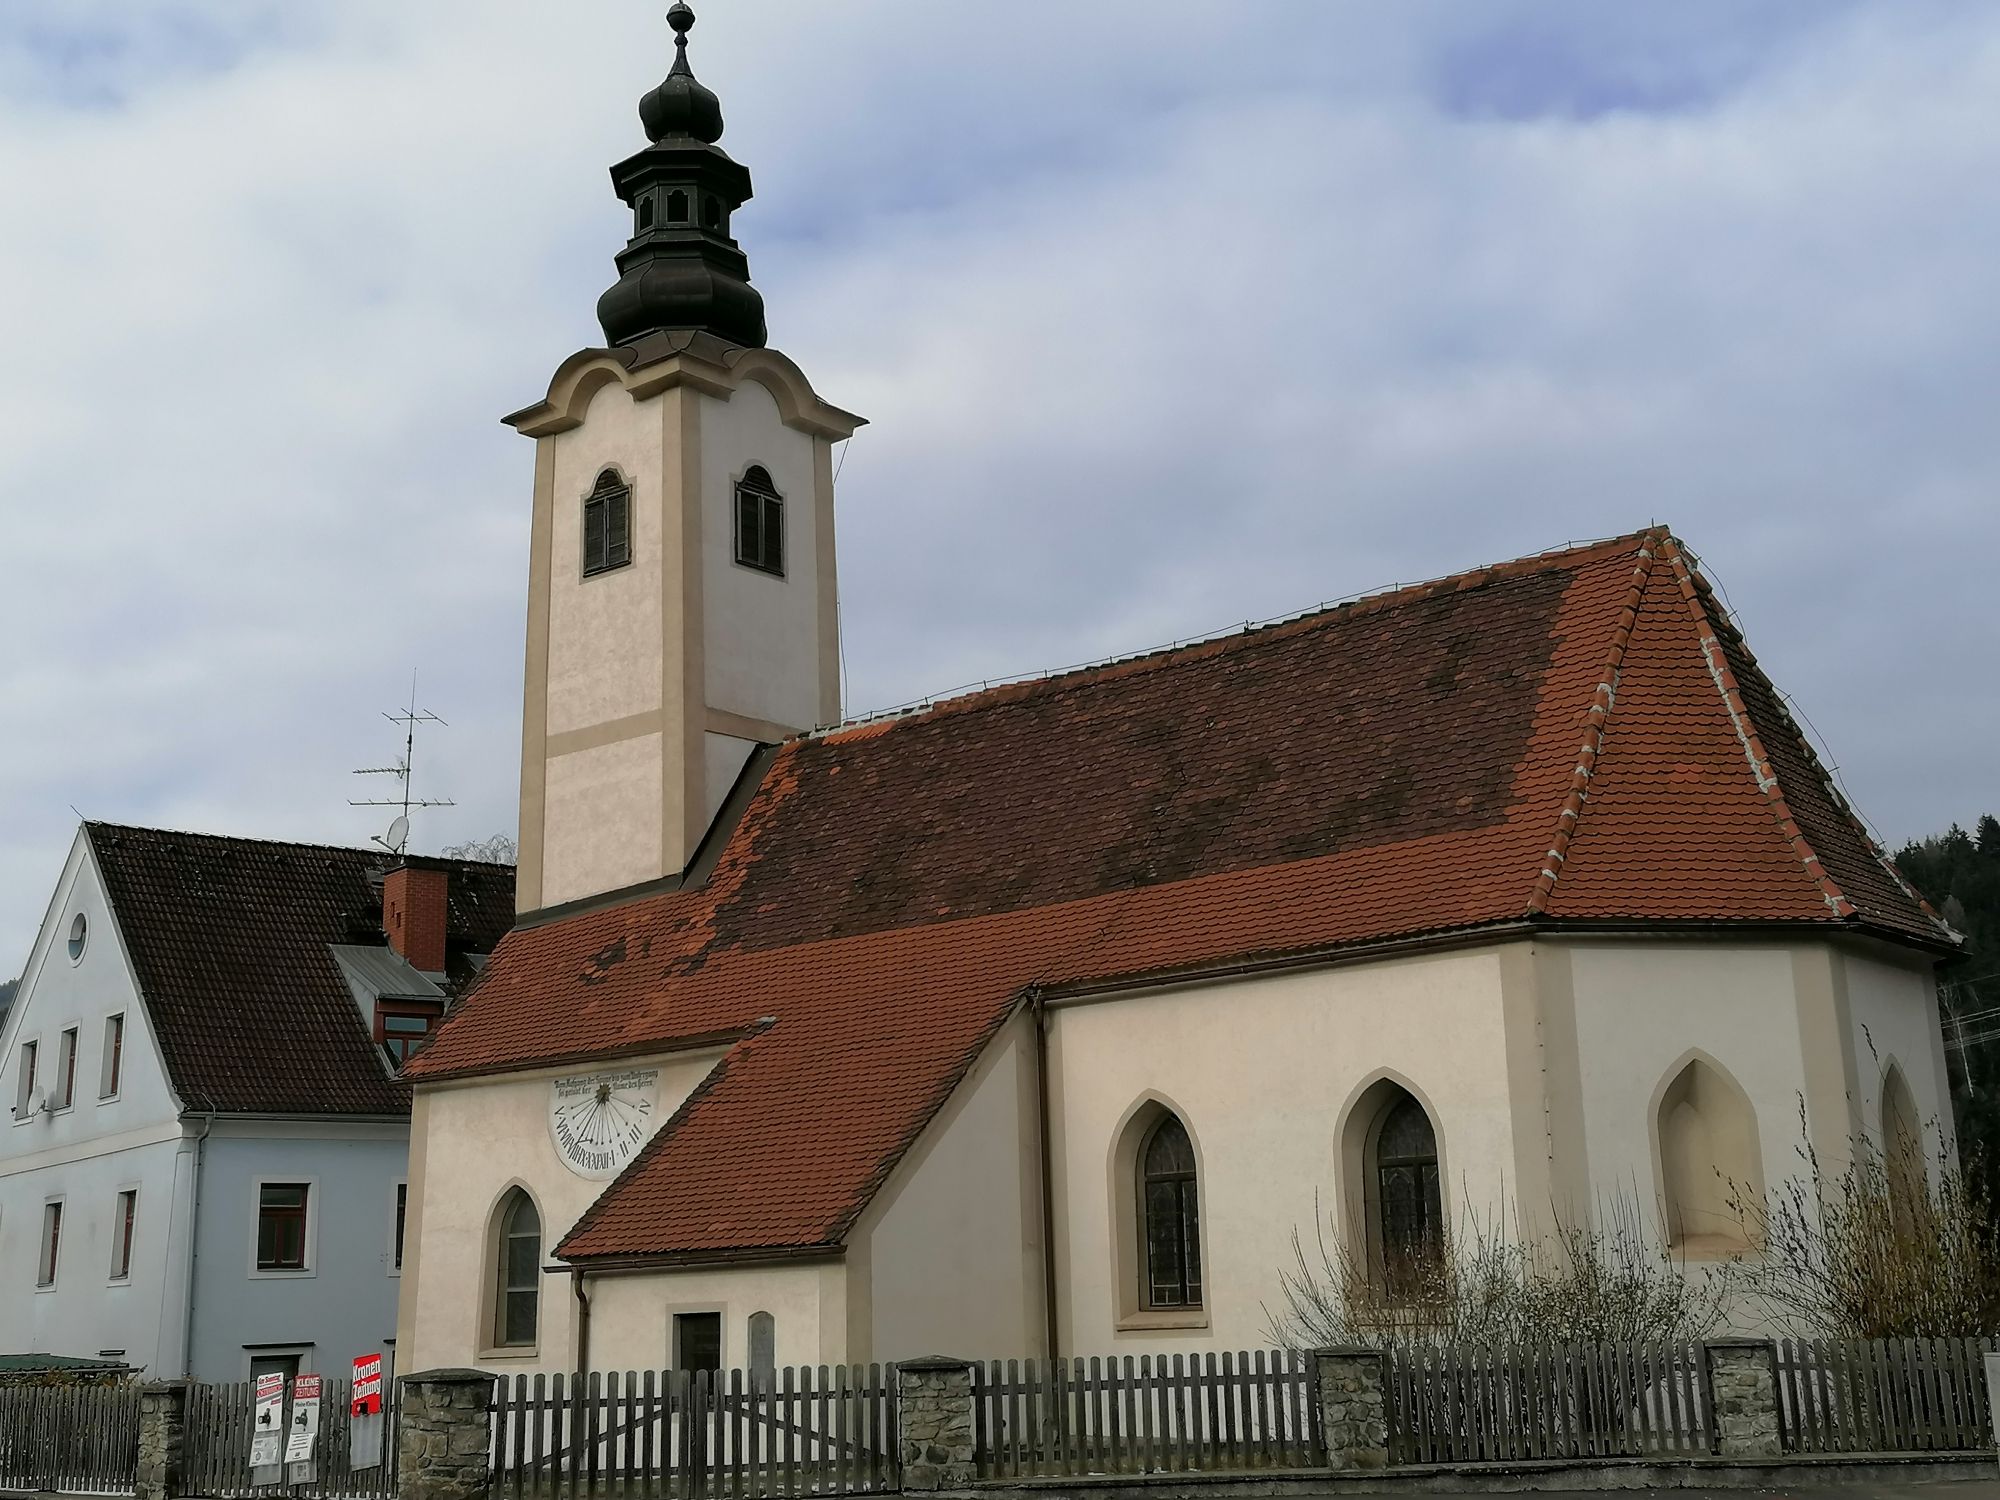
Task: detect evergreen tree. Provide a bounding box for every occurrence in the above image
[1896,815,2000,1192]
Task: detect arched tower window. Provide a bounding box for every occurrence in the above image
[493,1189,541,1349]
[1882,1063,1924,1229]
[1141,1114,1202,1309]
[734,465,785,577]
[582,470,632,578]
[667,189,690,223]
[1656,1056,1761,1253]
[638,197,656,231]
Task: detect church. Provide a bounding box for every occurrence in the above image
[395,6,1957,1377]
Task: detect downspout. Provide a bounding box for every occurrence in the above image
[572,1267,592,1377]
[1029,990,1059,1361]
[179,1101,216,1379]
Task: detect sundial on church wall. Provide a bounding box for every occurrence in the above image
[547,1068,662,1178]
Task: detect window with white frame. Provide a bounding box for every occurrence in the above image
[38,1201,63,1287]
[100,1014,124,1099]
[15,1039,37,1119]
[54,1028,78,1112]
[256,1183,311,1272]
[110,1190,137,1281]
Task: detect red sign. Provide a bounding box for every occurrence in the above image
[351,1355,383,1417]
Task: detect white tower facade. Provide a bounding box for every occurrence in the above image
[502,7,864,916]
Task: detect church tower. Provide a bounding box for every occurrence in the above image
[504,4,864,916]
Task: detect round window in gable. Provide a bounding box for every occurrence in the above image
[67,912,87,962]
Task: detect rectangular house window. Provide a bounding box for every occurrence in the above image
[54,1029,77,1111]
[256,1183,310,1271]
[375,1002,444,1067]
[111,1190,137,1281]
[100,1015,124,1099]
[38,1202,62,1287]
[15,1040,37,1118]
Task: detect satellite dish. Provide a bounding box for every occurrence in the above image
[373,815,411,856]
[25,1087,46,1120]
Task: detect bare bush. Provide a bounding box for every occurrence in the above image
[1266,1194,1729,1351]
[1728,1104,2000,1337]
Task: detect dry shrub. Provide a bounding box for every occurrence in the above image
[1267,1194,1729,1351]
[1728,1106,2000,1337]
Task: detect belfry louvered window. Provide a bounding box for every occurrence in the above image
[734,465,784,577]
[582,470,632,577]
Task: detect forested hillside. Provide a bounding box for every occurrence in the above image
[1896,815,2000,1182]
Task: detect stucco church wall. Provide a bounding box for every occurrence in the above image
[698,380,825,732]
[1843,949,1950,1158]
[400,1049,725,1376]
[539,733,666,908]
[546,381,666,738]
[1566,941,1811,1245]
[855,1017,1042,1363]
[586,1261,836,1373]
[1048,948,1516,1354]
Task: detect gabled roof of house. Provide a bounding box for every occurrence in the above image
[404,529,1948,1262]
[86,824,514,1116]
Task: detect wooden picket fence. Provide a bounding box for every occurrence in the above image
[1385,1342,1711,1464]
[489,1365,899,1498]
[970,1352,1320,1478]
[0,1381,142,1494]
[1776,1337,1999,1454]
[182,1378,398,1500]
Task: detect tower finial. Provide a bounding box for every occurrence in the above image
[668,2,696,74]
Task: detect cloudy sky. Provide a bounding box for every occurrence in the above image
[2,0,1997,968]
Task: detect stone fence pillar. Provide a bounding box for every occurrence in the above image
[135,1380,188,1500]
[896,1357,976,1491]
[1312,1347,1388,1471]
[1704,1339,1782,1459]
[397,1368,498,1500]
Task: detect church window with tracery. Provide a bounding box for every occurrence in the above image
[1141,1114,1202,1309]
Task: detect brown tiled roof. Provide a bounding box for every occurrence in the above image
[404,529,1947,1261]
[87,824,514,1116]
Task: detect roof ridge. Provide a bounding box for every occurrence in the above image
[1656,538,1856,920]
[84,820,517,873]
[1526,526,1668,914]
[822,529,1661,746]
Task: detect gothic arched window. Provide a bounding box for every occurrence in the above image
[1141,1114,1202,1309]
[1656,1055,1760,1252]
[1374,1092,1442,1273]
[583,470,632,577]
[493,1189,541,1349]
[734,465,784,577]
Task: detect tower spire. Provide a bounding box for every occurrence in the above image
[597,2,767,349]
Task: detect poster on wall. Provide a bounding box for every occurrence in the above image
[285,1374,322,1481]
[350,1354,386,1470]
[248,1374,286,1472]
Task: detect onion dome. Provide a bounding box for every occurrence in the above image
[597,3,767,350]
[639,4,724,144]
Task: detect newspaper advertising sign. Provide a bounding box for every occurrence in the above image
[248,1373,286,1472]
[350,1354,386,1471]
[285,1374,323,1479]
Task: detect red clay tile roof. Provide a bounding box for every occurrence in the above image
[87,824,514,1116]
[403,529,1948,1261]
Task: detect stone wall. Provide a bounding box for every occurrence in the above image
[135,1381,186,1500]
[1312,1347,1387,1471]
[396,1368,497,1500]
[896,1358,975,1491]
[1706,1339,1782,1459]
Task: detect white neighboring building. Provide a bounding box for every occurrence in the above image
[0,824,511,1381]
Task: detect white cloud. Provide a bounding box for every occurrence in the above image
[1,0,1996,965]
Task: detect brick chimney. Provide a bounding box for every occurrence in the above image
[383,864,450,974]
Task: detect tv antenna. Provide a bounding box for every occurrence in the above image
[350,671,456,856]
